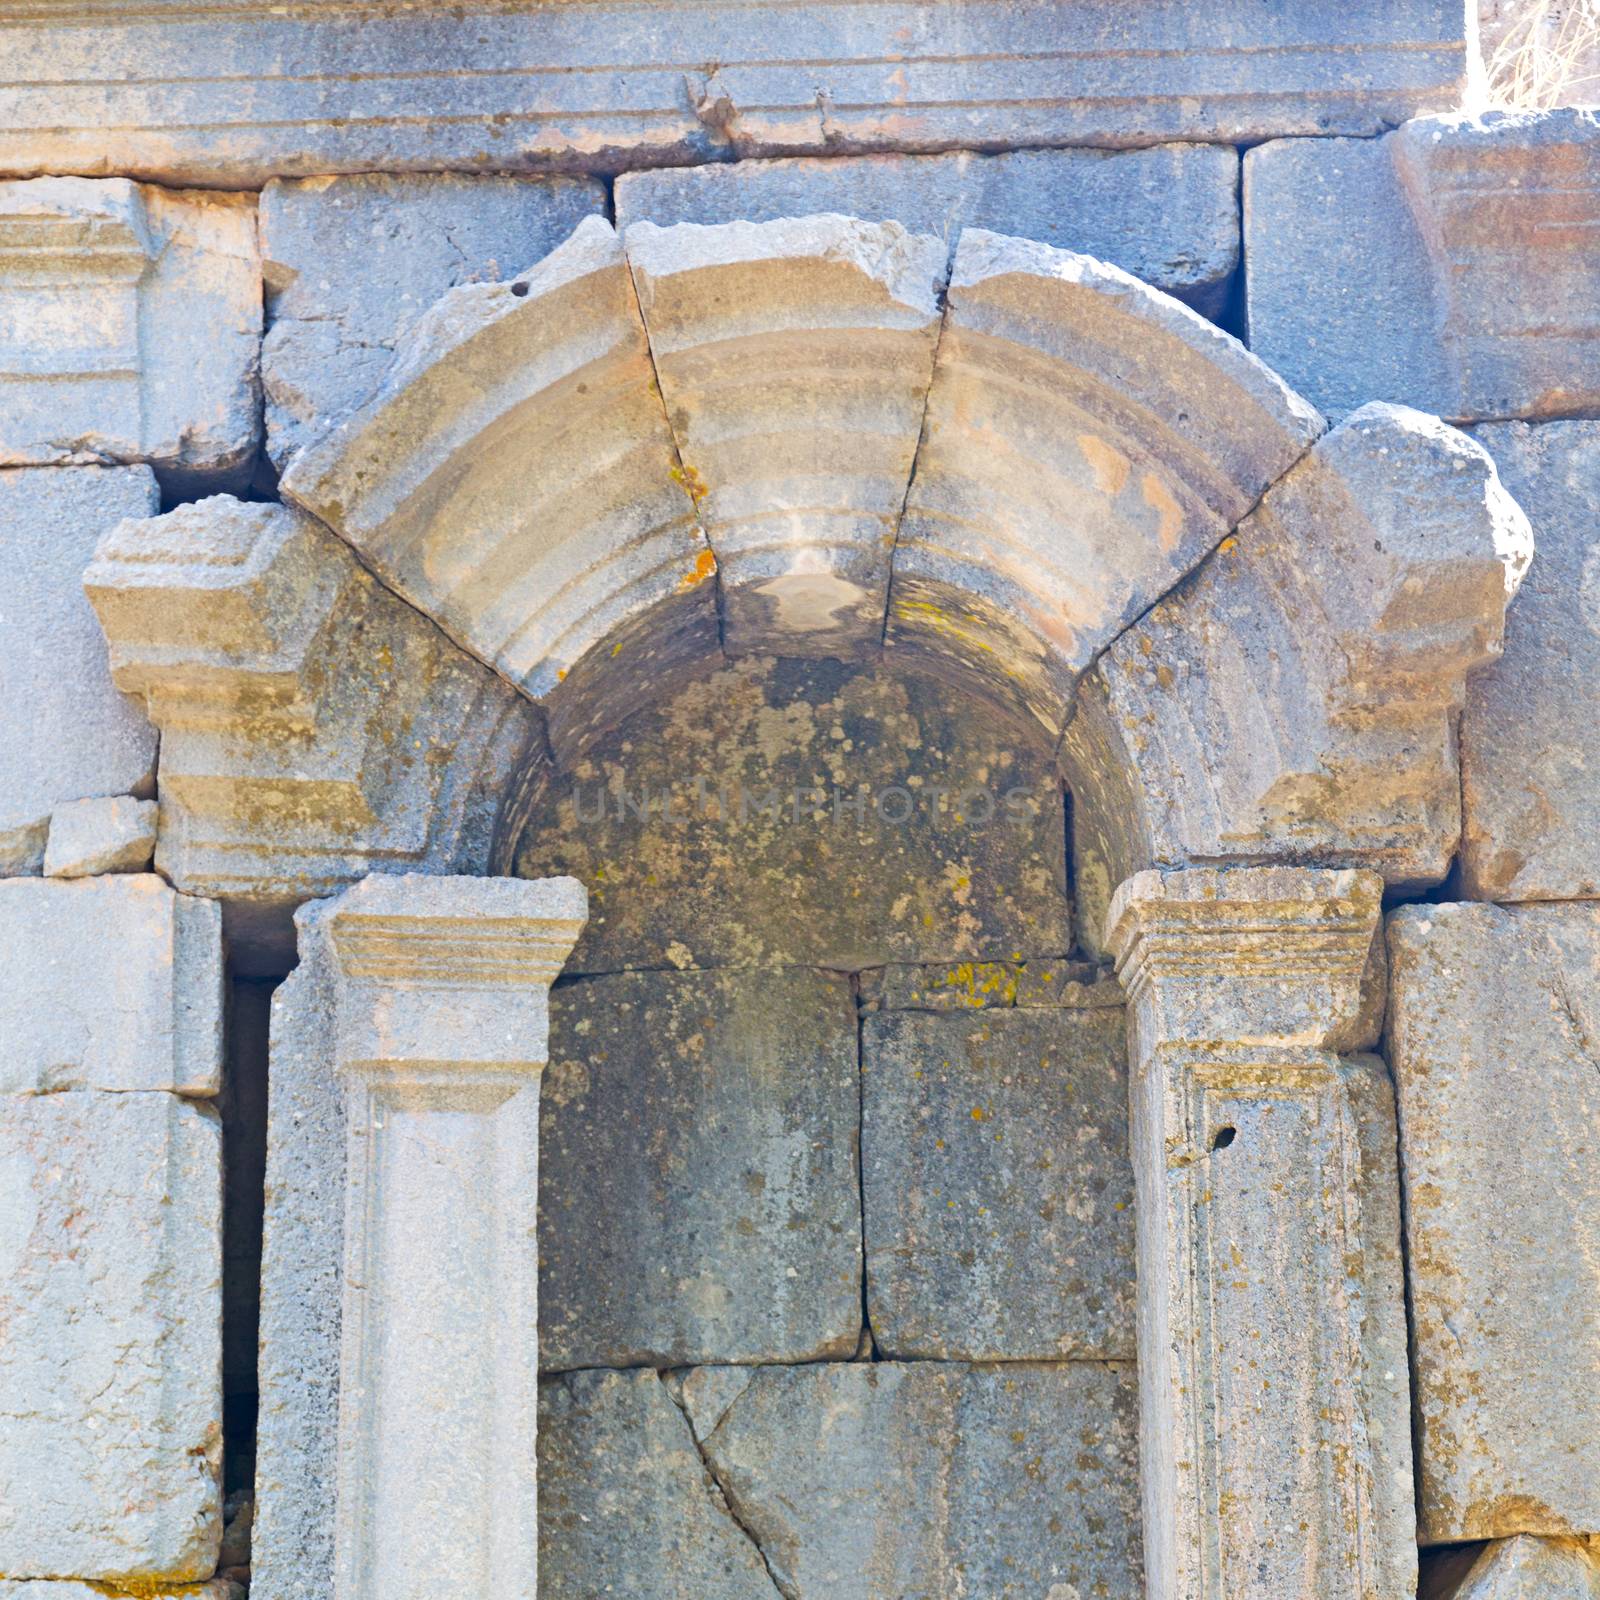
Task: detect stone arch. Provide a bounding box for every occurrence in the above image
[85,213,1534,1600]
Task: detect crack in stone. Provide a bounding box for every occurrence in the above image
[660,1370,795,1600]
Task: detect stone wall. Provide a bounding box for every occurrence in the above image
[0,4,1597,1598]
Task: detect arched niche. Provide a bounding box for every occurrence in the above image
[86,215,1533,1600]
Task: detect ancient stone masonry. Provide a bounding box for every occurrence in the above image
[8,8,1600,1598]
[0,2,1470,186]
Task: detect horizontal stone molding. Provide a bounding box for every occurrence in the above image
[0,2,1467,187]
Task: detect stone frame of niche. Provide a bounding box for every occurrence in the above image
[85,213,1534,1600]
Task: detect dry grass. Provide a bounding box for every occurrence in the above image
[1482,0,1600,108]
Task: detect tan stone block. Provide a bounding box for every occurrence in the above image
[0,1093,222,1580]
[1388,902,1600,1541]
[43,794,156,876]
[0,876,222,1095]
[887,228,1322,734]
[626,215,946,653]
[1450,1535,1600,1599]
[0,179,260,487]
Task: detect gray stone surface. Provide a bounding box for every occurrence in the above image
[617,145,1241,313]
[261,173,606,465]
[1462,422,1600,900]
[1247,110,1600,422]
[683,1360,1142,1600]
[43,794,156,876]
[0,179,260,487]
[0,1091,222,1581]
[1388,902,1600,1542]
[511,655,1070,974]
[0,1585,242,1600]
[538,1368,775,1599]
[0,876,223,1095]
[540,966,862,1369]
[0,3,1468,185]
[1448,1536,1600,1599]
[862,1000,1135,1361]
[0,465,158,873]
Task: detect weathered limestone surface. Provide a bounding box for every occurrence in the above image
[861,998,1134,1361]
[1065,404,1533,903]
[0,3,1467,185]
[86,496,538,924]
[43,794,157,876]
[260,173,605,465]
[0,876,222,1095]
[541,966,861,1369]
[509,656,1069,974]
[0,465,157,874]
[1107,867,1415,1600]
[1461,422,1600,900]
[538,1369,775,1598]
[0,1092,222,1581]
[1247,109,1600,422]
[281,216,717,759]
[887,228,1322,734]
[1387,902,1600,1542]
[616,144,1241,314]
[627,216,946,654]
[0,1584,242,1599]
[1449,1536,1600,1599]
[324,875,584,1600]
[0,179,261,486]
[683,1360,1142,1599]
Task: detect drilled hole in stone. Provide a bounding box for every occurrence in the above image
[511,280,530,297]
[1211,1125,1237,1151]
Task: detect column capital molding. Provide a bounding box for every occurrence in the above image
[1105,865,1382,1050]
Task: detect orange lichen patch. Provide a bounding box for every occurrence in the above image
[1140,470,1184,553]
[680,547,718,589]
[671,462,710,506]
[1077,432,1131,497]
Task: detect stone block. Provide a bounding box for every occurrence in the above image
[0,465,157,874]
[538,1368,775,1598]
[683,1360,1142,1599]
[86,496,538,922]
[861,1000,1134,1360]
[43,794,156,876]
[0,876,223,1095]
[540,966,861,1369]
[0,179,259,487]
[1448,1536,1600,1599]
[860,958,1120,1014]
[616,144,1241,315]
[509,655,1070,974]
[260,173,606,466]
[0,3,1466,185]
[1461,422,1600,900]
[0,1092,222,1581]
[281,217,717,760]
[0,1585,242,1600]
[1246,109,1600,422]
[1387,902,1600,1541]
[887,228,1321,735]
[627,216,947,653]
[1065,404,1532,892]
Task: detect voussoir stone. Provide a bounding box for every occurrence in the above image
[0,465,157,874]
[260,172,606,466]
[0,1092,222,1581]
[0,179,260,487]
[1064,403,1532,896]
[1461,422,1600,900]
[1388,902,1600,1542]
[1247,109,1600,422]
[1447,1536,1600,1600]
[886,227,1322,735]
[537,1368,775,1598]
[540,965,862,1369]
[0,875,223,1095]
[862,995,1134,1361]
[616,144,1241,315]
[626,215,947,654]
[43,793,157,877]
[684,1359,1142,1600]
